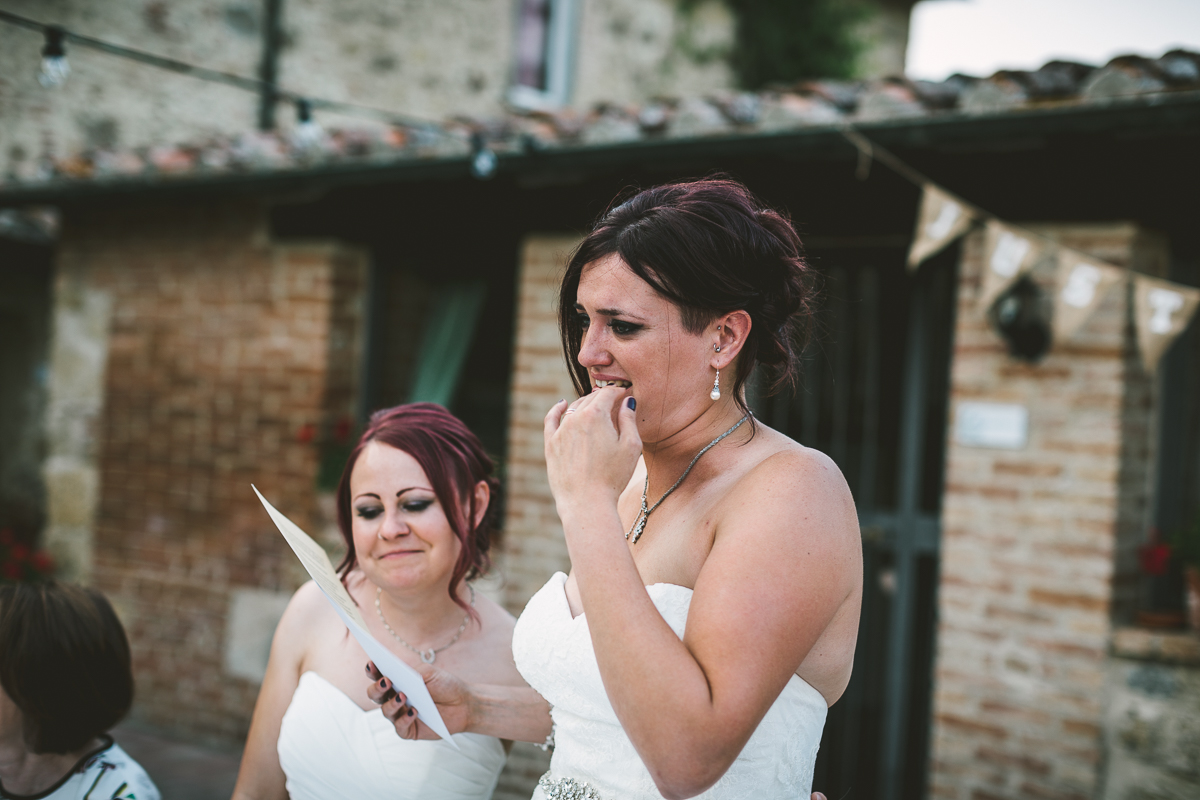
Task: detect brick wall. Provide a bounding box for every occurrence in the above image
[491,233,580,800]
[499,233,581,614]
[929,224,1169,800]
[51,200,366,742]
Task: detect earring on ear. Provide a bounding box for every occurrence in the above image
[710,370,721,401]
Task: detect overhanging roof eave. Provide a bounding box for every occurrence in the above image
[2,90,1198,209]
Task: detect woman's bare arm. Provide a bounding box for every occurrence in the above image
[230,583,320,800]
[572,448,859,798]
[547,390,861,799]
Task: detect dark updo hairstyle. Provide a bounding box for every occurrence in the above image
[335,403,500,618]
[0,581,134,754]
[558,176,814,423]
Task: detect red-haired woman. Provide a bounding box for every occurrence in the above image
[232,403,527,800]
[371,179,860,800]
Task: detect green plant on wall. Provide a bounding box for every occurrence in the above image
[1172,516,1200,570]
[716,0,867,88]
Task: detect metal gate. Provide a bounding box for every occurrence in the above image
[753,242,958,800]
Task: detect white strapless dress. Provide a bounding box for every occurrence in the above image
[277,671,506,800]
[513,572,827,800]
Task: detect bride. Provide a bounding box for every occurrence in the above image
[233,404,524,800]
[369,178,862,799]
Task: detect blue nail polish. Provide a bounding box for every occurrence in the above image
[626,397,637,411]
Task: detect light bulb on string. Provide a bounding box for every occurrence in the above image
[38,26,69,88]
[291,98,325,152]
[470,131,497,180]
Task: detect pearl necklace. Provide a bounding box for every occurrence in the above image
[626,414,749,544]
[375,584,475,664]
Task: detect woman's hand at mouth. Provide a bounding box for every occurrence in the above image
[544,387,642,520]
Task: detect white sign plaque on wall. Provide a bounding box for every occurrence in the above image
[954,401,1029,450]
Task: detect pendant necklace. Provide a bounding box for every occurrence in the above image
[375,584,475,664]
[626,414,748,544]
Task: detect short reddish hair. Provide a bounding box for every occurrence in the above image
[335,403,499,617]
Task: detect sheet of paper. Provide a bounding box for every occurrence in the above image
[252,485,458,746]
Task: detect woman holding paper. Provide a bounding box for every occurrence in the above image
[232,403,530,800]
[372,178,861,800]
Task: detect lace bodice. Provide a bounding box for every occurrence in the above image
[513,572,827,800]
[277,671,506,800]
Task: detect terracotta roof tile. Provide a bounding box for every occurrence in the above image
[1,48,1197,195]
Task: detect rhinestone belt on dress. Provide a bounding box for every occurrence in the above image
[538,772,608,800]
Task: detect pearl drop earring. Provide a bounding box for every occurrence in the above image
[711,325,723,400]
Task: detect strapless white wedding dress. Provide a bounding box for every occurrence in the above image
[513,572,827,800]
[277,671,506,800]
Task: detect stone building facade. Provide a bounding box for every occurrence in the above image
[1,0,740,172]
[2,5,1199,798]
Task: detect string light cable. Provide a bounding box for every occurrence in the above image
[838,124,1075,255]
[0,9,456,142]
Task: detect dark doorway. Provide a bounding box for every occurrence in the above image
[757,242,958,800]
[0,236,54,544]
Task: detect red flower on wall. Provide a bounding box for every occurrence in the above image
[31,551,54,573]
[1139,529,1172,576]
[0,527,56,583]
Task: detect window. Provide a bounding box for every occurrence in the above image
[509,0,579,109]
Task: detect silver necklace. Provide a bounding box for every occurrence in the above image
[375,584,475,664]
[627,414,749,544]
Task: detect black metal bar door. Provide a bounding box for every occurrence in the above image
[763,245,956,800]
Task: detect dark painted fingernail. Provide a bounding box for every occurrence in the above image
[407,708,415,717]
[378,677,390,691]
[365,664,373,675]
[626,397,636,410]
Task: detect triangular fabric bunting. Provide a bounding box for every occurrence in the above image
[1052,249,1125,343]
[978,221,1041,309]
[907,184,975,270]
[1133,275,1200,374]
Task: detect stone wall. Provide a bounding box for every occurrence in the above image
[0,0,262,178]
[47,199,366,741]
[499,233,581,615]
[1101,629,1200,800]
[0,0,744,167]
[928,224,1170,800]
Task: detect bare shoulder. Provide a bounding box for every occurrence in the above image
[474,589,517,635]
[718,436,859,558]
[743,432,853,505]
[283,579,339,623]
[468,589,526,687]
[273,579,342,662]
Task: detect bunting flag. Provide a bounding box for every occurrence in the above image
[836,133,1200,363]
[907,184,975,270]
[1052,249,1126,343]
[1133,275,1200,374]
[978,220,1041,310]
